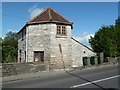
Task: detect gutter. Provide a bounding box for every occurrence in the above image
[17,20,73,34]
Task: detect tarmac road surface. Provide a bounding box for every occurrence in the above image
[2,64,120,89]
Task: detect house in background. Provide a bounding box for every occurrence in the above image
[18,8,96,69]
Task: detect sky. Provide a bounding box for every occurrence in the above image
[2,2,118,47]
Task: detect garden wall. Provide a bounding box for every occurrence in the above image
[2,62,49,77]
[1,57,119,77]
[107,57,120,64]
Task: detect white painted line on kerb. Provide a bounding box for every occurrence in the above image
[71,75,120,88]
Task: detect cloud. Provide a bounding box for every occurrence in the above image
[1,37,4,39]
[73,32,94,48]
[0,30,17,39]
[28,5,44,19]
[7,30,17,33]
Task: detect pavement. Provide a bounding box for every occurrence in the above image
[2,69,65,83]
[2,63,118,83]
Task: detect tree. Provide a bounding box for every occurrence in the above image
[0,37,3,63]
[115,16,120,28]
[2,31,18,63]
[0,37,3,50]
[89,25,120,58]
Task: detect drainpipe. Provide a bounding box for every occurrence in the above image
[26,26,28,62]
[59,43,65,70]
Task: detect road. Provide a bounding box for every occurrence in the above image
[2,65,120,89]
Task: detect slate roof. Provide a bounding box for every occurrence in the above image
[27,8,73,24]
[71,37,94,52]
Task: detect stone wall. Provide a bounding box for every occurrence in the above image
[2,62,48,77]
[107,57,120,64]
[50,24,72,69]
[18,23,97,69]
[71,38,96,67]
[18,27,26,62]
[0,63,2,77]
[26,24,51,63]
[20,23,73,69]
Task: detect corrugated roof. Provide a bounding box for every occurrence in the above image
[27,8,73,24]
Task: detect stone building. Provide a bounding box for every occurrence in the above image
[18,8,96,69]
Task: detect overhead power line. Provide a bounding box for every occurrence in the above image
[1,13,29,20]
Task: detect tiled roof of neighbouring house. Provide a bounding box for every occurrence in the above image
[27,8,73,24]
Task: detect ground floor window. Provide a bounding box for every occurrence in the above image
[34,51,44,62]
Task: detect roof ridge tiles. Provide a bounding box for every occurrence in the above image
[48,8,52,20]
[27,8,48,23]
[27,8,73,24]
[51,8,73,24]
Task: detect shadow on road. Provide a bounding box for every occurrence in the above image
[65,71,118,90]
[65,70,105,89]
[60,46,118,90]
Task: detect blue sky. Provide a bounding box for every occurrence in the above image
[2,2,118,47]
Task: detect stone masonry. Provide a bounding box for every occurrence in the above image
[18,8,96,70]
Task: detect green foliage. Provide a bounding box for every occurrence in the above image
[115,16,120,28]
[89,25,120,57]
[2,31,18,63]
[0,37,2,62]
[0,37,3,50]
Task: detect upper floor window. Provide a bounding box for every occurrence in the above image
[22,30,24,41]
[57,25,66,35]
[21,28,26,41]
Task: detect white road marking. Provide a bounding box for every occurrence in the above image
[71,75,120,88]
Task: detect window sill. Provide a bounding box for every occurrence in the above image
[56,35,67,38]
